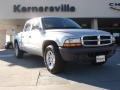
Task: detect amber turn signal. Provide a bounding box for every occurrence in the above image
[63,43,81,47]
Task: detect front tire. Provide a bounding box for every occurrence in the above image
[14,42,24,58]
[44,45,64,74]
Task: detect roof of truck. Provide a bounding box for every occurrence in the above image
[25,16,65,24]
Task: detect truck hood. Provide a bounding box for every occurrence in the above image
[44,29,112,46]
[46,29,111,36]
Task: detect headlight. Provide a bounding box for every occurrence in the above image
[112,36,116,43]
[63,38,81,47]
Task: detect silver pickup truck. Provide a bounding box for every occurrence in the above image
[14,17,116,74]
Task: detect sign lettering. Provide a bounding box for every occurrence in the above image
[13,4,76,13]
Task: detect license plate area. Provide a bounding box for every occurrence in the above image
[96,55,105,63]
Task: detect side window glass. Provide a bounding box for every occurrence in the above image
[32,22,41,30]
[24,23,31,32]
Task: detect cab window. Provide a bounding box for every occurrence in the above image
[24,23,31,32]
[32,20,41,30]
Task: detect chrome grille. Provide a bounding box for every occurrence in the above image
[82,35,112,46]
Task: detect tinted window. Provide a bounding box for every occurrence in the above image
[42,17,81,30]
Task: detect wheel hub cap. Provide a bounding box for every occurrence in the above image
[46,51,55,70]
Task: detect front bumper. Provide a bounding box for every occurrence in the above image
[59,44,117,62]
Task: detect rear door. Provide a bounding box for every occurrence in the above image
[21,23,32,52]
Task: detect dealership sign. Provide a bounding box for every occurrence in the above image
[109,2,120,11]
[13,4,76,12]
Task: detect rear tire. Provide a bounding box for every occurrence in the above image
[44,44,64,74]
[14,42,24,58]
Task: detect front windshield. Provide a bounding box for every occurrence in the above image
[42,17,81,29]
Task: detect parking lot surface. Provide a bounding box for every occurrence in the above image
[0,49,120,90]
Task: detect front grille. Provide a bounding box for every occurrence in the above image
[82,35,112,46]
[100,40,111,44]
[84,41,98,45]
[83,36,97,40]
[100,36,110,39]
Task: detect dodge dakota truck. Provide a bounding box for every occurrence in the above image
[14,17,116,74]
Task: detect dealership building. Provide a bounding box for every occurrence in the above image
[0,0,120,48]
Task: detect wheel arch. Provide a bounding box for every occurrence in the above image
[42,40,59,56]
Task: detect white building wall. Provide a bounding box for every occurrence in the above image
[0,0,120,19]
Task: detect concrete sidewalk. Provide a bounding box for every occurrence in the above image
[0,85,104,90]
[0,49,120,90]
